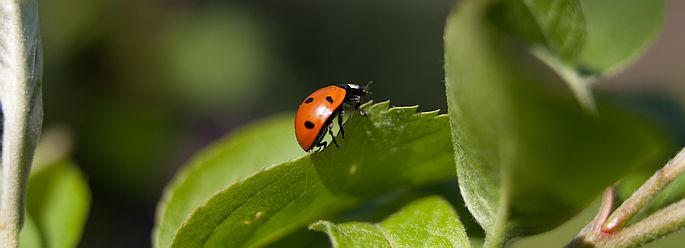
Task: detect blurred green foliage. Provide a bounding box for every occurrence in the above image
[159,5,272,110]
[18,126,90,248]
[23,160,90,248]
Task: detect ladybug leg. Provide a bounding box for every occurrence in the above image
[350,95,367,116]
[355,101,367,116]
[328,122,339,148]
[338,109,345,138]
[315,141,327,152]
[313,128,328,152]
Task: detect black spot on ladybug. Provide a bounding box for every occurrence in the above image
[325,96,334,103]
[304,97,314,103]
[304,121,315,129]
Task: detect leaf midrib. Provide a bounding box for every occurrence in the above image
[373,223,396,247]
[183,113,449,247]
[174,164,290,247]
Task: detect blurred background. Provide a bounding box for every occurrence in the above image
[35,0,684,247]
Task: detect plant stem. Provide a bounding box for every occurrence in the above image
[0,114,36,247]
[0,0,43,246]
[598,198,685,247]
[566,187,616,248]
[569,147,685,247]
[602,147,685,233]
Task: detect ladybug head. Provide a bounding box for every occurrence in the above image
[339,82,372,96]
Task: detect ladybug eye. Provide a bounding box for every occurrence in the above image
[304,97,314,103]
[325,96,334,103]
[304,121,315,129]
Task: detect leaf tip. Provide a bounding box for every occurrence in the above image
[308,220,332,232]
[387,105,420,116]
[368,100,391,112]
[420,109,442,118]
[359,100,375,109]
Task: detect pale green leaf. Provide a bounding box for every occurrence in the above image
[578,0,666,75]
[25,160,90,248]
[153,113,306,248]
[310,196,470,248]
[0,0,43,245]
[444,1,670,246]
[165,102,454,247]
[18,214,42,248]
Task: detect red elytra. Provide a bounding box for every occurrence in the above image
[294,83,370,152]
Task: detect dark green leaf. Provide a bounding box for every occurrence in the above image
[25,160,90,248]
[525,0,585,61]
[154,113,306,248]
[264,227,329,248]
[310,196,470,247]
[519,0,592,109]
[165,102,454,247]
[444,1,670,246]
[496,0,585,62]
[492,0,593,109]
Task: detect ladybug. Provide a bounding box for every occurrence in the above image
[295,83,371,152]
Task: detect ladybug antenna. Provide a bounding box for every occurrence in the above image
[363,81,373,94]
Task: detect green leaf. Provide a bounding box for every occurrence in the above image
[264,227,329,248]
[444,1,670,246]
[492,0,593,109]
[153,113,306,248]
[509,0,593,110]
[19,214,42,248]
[493,0,666,111]
[496,0,585,62]
[310,196,470,247]
[163,102,454,247]
[525,0,585,62]
[578,0,666,75]
[0,0,43,245]
[25,160,90,248]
